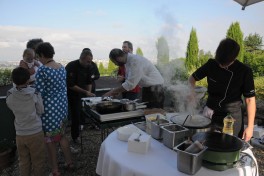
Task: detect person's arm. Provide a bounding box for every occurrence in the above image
[19,60,35,75]
[187,75,197,101]
[243,96,256,142]
[188,75,196,88]
[102,86,126,97]
[69,85,95,97]
[35,92,44,115]
[92,63,100,81]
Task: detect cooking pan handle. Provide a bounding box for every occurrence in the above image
[182,114,191,126]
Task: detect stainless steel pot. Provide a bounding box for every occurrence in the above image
[123,102,147,111]
[123,102,136,111]
[170,113,211,137]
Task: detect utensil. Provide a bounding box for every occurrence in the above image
[134,133,141,142]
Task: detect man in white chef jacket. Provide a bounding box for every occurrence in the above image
[103,48,165,108]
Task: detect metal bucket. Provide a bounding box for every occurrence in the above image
[174,141,208,175]
[150,119,170,139]
[161,124,189,149]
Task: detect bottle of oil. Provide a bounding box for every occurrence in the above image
[222,113,235,135]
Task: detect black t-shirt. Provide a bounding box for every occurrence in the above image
[192,59,255,110]
[65,60,92,97]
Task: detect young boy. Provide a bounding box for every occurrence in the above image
[6,67,46,176]
[19,48,41,85]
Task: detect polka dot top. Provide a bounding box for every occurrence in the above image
[35,65,68,133]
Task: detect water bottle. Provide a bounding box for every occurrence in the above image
[222,113,235,135]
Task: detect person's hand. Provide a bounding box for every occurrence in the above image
[102,90,114,98]
[202,106,214,119]
[242,126,254,142]
[85,91,95,97]
[102,89,119,98]
[117,75,125,82]
[19,60,28,69]
[34,60,40,67]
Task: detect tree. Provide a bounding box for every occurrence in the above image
[244,33,263,52]
[136,47,144,56]
[185,27,199,71]
[107,60,117,76]
[98,62,106,76]
[198,50,213,67]
[226,22,244,62]
[156,36,169,66]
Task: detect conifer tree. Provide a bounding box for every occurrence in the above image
[136,47,144,56]
[226,22,244,62]
[156,36,169,66]
[185,27,199,71]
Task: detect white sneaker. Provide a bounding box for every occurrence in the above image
[70,146,79,154]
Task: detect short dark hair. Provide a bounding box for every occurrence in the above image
[123,41,133,51]
[26,38,43,50]
[35,42,55,58]
[109,49,125,60]
[82,48,92,52]
[12,67,30,85]
[80,50,93,60]
[215,38,240,66]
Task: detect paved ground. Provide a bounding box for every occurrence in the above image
[1,76,264,175]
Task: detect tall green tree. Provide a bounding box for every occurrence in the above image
[185,27,199,71]
[136,47,144,56]
[156,36,169,66]
[98,62,106,76]
[107,59,117,76]
[244,33,263,52]
[226,22,244,62]
[198,50,212,67]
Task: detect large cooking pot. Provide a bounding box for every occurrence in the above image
[95,101,123,114]
[170,113,211,136]
[192,132,244,171]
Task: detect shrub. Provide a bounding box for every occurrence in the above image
[0,68,12,86]
[255,76,264,100]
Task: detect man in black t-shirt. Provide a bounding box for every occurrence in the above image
[66,50,95,143]
[82,48,100,94]
[189,38,256,142]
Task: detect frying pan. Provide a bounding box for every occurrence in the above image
[192,132,244,171]
[95,101,123,114]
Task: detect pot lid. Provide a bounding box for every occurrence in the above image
[192,132,243,152]
[170,113,211,128]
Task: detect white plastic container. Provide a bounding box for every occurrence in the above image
[128,132,151,154]
[116,126,140,142]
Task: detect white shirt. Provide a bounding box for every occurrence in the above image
[122,53,164,91]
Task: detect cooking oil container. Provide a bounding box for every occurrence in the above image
[222,113,235,135]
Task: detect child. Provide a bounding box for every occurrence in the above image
[19,48,41,85]
[6,67,46,176]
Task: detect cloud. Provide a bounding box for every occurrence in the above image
[0,42,10,48]
[0,25,159,62]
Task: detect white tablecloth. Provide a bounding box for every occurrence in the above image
[96,127,258,176]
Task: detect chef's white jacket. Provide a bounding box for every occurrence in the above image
[122,53,164,91]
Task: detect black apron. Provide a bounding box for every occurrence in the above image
[211,101,244,138]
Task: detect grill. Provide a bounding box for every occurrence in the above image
[81,97,144,122]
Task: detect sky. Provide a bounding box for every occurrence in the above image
[0,0,264,63]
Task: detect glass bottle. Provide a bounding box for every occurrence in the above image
[222,113,235,135]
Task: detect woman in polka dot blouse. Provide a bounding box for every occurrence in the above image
[35,42,73,176]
